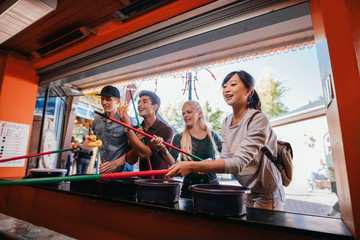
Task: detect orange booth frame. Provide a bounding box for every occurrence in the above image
[0,0,360,238]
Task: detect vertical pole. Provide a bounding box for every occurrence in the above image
[35,88,49,169]
[58,96,68,168]
[53,86,68,168]
[188,72,192,100]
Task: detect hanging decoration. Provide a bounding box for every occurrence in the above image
[154,78,158,92]
[181,69,216,100]
[82,40,314,94]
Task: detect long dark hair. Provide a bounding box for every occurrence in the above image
[222,70,261,110]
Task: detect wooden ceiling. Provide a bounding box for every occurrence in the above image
[1,0,313,92]
[0,0,155,58]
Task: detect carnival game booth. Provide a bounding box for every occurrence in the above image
[0,0,360,239]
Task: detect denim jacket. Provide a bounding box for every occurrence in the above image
[91,112,136,172]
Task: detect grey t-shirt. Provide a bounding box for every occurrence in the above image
[221,108,282,193]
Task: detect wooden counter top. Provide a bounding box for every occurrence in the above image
[0,183,353,239]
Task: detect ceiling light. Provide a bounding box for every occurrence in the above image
[0,0,57,44]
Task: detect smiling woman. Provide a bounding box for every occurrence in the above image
[166,70,285,210]
[151,100,222,198]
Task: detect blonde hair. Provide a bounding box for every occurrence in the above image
[180,100,218,161]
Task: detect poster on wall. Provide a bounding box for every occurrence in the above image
[0,121,30,167]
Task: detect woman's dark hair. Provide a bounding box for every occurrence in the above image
[222,70,261,110]
[139,90,161,114]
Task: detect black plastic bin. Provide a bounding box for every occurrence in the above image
[70,174,99,195]
[190,184,250,217]
[135,179,181,204]
[29,168,67,189]
[99,177,138,200]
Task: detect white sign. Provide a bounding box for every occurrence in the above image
[0,121,30,167]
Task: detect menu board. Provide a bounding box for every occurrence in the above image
[0,121,30,167]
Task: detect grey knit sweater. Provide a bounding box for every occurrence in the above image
[221,108,283,193]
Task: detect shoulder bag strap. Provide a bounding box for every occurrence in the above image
[246,110,277,164]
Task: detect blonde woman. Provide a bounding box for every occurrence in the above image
[151,100,221,198]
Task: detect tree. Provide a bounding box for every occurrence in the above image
[308,95,323,104]
[203,101,223,135]
[159,100,185,133]
[256,73,288,118]
[159,100,224,135]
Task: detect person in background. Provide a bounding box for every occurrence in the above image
[308,159,329,192]
[71,135,93,175]
[152,100,221,198]
[91,85,136,173]
[167,70,285,210]
[326,152,340,216]
[118,90,174,179]
[66,136,77,176]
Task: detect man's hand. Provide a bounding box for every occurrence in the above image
[150,135,166,150]
[117,105,131,126]
[135,127,145,141]
[70,141,80,153]
[99,159,123,173]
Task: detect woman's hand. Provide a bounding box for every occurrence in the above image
[166,158,224,177]
[166,161,195,177]
[195,158,211,175]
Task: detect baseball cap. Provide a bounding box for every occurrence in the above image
[97,85,120,98]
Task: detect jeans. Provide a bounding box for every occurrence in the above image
[65,154,73,176]
[331,181,340,212]
[76,157,90,175]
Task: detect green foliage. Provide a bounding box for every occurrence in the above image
[159,100,185,133]
[203,101,223,135]
[308,95,323,104]
[256,74,288,119]
[159,100,224,135]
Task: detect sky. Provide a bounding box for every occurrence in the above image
[131,45,323,117]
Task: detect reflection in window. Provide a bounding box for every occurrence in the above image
[34,97,57,117]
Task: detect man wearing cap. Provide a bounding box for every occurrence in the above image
[117,90,174,179]
[91,85,136,173]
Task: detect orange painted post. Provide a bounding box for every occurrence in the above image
[0,55,38,178]
[309,0,360,238]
